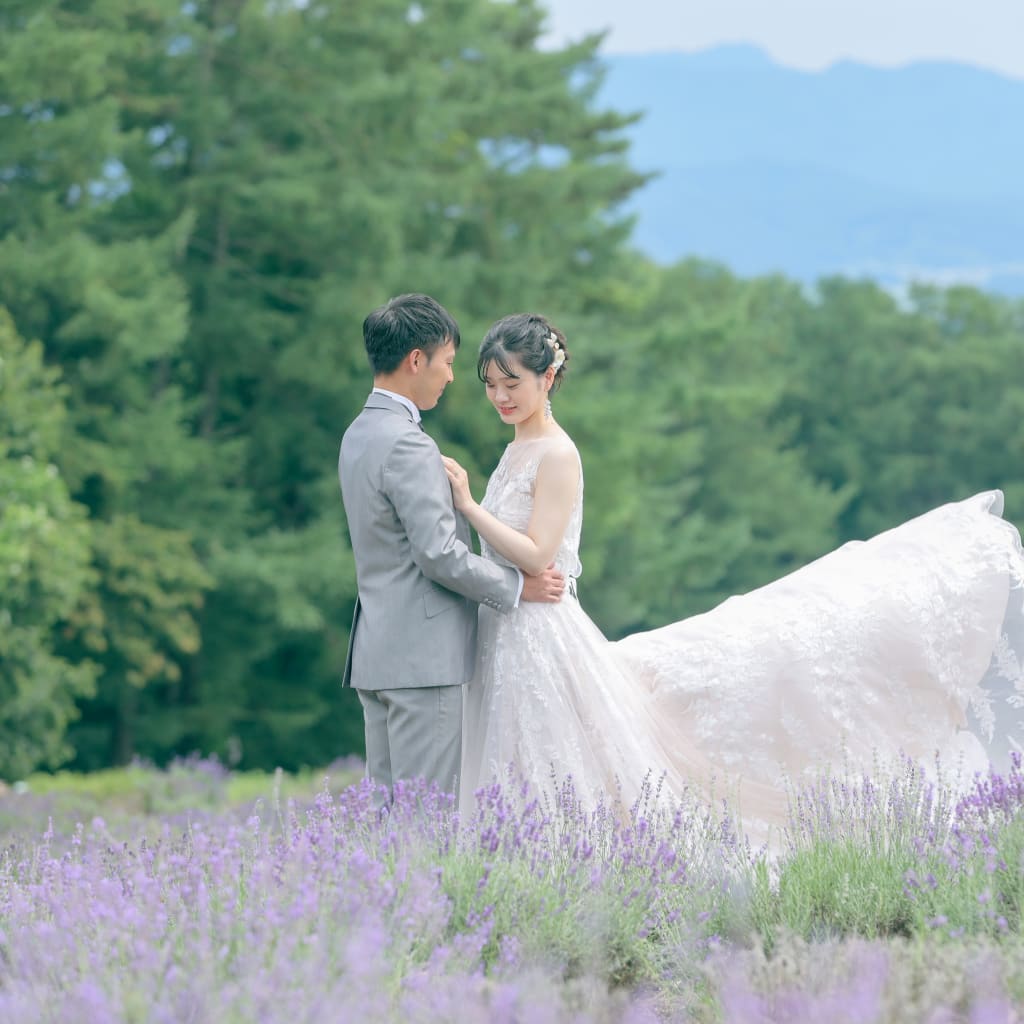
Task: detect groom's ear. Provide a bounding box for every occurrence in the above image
[407,347,425,373]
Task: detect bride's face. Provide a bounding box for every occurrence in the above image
[481,355,546,425]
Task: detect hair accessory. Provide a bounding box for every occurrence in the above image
[546,331,566,371]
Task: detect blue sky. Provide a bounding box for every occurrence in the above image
[539,0,1024,79]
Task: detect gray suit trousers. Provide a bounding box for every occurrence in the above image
[357,684,463,801]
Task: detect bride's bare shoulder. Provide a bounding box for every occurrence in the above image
[536,434,582,482]
[531,428,576,456]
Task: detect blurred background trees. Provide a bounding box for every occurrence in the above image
[1,0,1021,776]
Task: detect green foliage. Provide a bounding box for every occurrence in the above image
[63,515,214,765]
[0,310,95,780]
[778,278,1024,540]
[747,817,1024,953]
[755,840,916,943]
[561,261,848,635]
[903,824,1024,939]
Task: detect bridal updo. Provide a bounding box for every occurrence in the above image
[477,313,570,391]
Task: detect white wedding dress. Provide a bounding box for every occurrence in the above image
[459,435,1024,833]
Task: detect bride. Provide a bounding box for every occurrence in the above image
[443,313,1024,832]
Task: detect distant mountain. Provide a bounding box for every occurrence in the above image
[599,45,1024,293]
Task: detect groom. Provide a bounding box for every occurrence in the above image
[338,293,564,801]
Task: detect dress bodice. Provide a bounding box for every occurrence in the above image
[479,435,583,582]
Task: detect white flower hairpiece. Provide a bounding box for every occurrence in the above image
[546,331,565,371]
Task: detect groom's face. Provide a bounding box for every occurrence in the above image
[412,338,457,411]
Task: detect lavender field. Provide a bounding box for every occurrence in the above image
[1,756,1022,1023]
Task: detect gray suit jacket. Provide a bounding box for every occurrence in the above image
[338,392,520,690]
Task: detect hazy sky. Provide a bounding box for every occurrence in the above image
[540,0,1024,79]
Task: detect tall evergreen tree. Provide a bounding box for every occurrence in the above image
[0,311,94,779]
[778,279,1024,542]
[0,0,214,768]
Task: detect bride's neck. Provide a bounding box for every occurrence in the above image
[513,413,559,443]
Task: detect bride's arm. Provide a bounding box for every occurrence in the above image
[443,448,579,576]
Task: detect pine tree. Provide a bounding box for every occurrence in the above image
[0,310,95,779]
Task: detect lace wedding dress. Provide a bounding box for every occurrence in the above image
[459,435,1024,833]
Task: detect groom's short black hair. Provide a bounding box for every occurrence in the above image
[363,293,461,375]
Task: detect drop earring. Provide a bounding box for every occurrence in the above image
[545,397,552,420]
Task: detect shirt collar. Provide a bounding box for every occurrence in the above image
[372,387,421,424]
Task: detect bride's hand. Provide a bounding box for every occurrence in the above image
[442,455,474,511]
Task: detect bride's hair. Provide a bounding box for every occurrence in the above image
[477,313,570,391]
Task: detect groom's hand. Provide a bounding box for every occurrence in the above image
[521,563,565,604]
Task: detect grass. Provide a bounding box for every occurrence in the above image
[0,755,362,836]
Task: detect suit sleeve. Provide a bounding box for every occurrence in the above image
[383,430,520,612]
